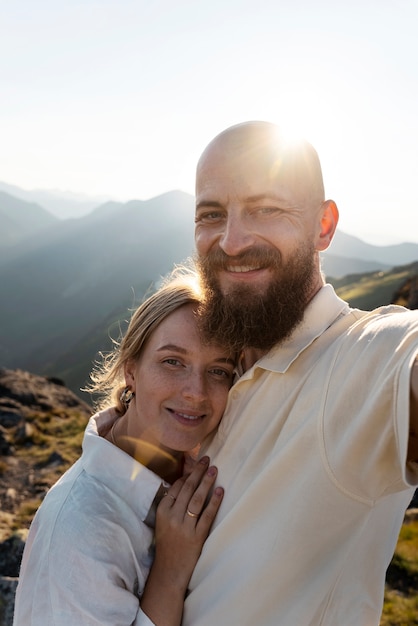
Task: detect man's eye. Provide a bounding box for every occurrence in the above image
[257,206,282,215]
[195,211,224,223]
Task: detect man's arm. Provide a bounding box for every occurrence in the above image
[408,357,418,462]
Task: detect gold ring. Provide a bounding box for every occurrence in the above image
[186,509,199,518]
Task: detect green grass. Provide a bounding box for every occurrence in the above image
[13,499,43,530]
[332,267,417,310]
[381,591,418,626]
[19,408,88,461]
[381,518,418,625]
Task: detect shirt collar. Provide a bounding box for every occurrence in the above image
[81,408,164,525]
[239,284,350,377]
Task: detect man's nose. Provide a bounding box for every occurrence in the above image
[219,213,256,257]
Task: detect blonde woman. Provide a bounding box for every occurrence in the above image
[14,271,236,626]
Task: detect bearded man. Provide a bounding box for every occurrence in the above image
[183,121,418,626]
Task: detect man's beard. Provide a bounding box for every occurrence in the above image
[197,245,316,353]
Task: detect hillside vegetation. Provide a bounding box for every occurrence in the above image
[329,261,418,310]
[1,255,418,625]
[1,188,418,401]
[1,188,418,622]
[0,368,417,625]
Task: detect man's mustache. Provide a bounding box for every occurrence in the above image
[198,247,282,271]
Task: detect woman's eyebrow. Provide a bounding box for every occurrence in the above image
[157,344,187,354]
[157,345,235,367]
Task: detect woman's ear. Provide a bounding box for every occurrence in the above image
[124,359,136,388]
[316,199,339,251]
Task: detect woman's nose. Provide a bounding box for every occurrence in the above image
[182,371,207,402]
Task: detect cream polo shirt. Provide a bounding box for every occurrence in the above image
[13,408,162,626]
[184,284,418,626]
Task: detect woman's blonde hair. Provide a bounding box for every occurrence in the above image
[87,267,204,414]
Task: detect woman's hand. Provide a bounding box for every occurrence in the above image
[156,455,223,586]
[140,456,223,626]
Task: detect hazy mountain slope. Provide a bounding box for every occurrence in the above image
[0,190,195,392]
[0,191,58,249]
[321,252,391,279]
[330,262,418,310]
[1,187,417,397]
[0,180,109,219]
[330,230,418,267]
[2,185,418,278]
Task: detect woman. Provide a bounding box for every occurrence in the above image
[13,270,236,626]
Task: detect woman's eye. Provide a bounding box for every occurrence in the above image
[163,358,181,366]
[210,368,232,379]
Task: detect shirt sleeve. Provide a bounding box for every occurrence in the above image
[322,308,418,501]
[134,607,157,626]
[15,483,157,625]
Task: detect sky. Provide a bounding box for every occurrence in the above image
[1,0,418,245]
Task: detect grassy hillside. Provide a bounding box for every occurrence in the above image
[329,261,418,310]
[330,261,418,622]
[1,398,417,625]
[381,515,418,625]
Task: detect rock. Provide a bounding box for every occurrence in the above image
[0,429,13,455]
[0,368,91,416]
[0,533,28,623]
[0,535,25,577]
[0,408,22,429]
[0,576,18,626]
[43,451,65,468]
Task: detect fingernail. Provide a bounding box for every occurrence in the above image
[214,487,224,496]
[199,456,209,464]
[207,466,217,476]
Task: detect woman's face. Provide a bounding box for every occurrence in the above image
[124,303,235,454]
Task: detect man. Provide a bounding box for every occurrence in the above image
[184,121,418,625]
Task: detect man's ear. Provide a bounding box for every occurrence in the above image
[316,200,339,251]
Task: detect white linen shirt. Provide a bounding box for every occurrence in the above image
[13,408,162,626]
[184,284,418,626]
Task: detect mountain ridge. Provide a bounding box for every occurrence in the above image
[0,180,110,219]
[2,187,418,273]
[1,187,417,399]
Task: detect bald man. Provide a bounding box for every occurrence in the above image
[184,122,418,625]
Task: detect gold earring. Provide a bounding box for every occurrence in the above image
[120,386,135,408]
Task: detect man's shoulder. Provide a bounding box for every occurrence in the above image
[333,302,418,362]
[348,303,417,329]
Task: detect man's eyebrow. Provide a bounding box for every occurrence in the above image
[245,193,287,203]
[195,200,223,211]
[196,194,288,210]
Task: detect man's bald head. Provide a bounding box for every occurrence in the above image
[197,121,325,210]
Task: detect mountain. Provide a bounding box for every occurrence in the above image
[327,229,418,273]
[0,367,91,625]
[0,190,196,398]
[328,261,418,311]
[1,187,418,399]
[1,366,416,626]
[0,191,58,249]
[0,180,110,219]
